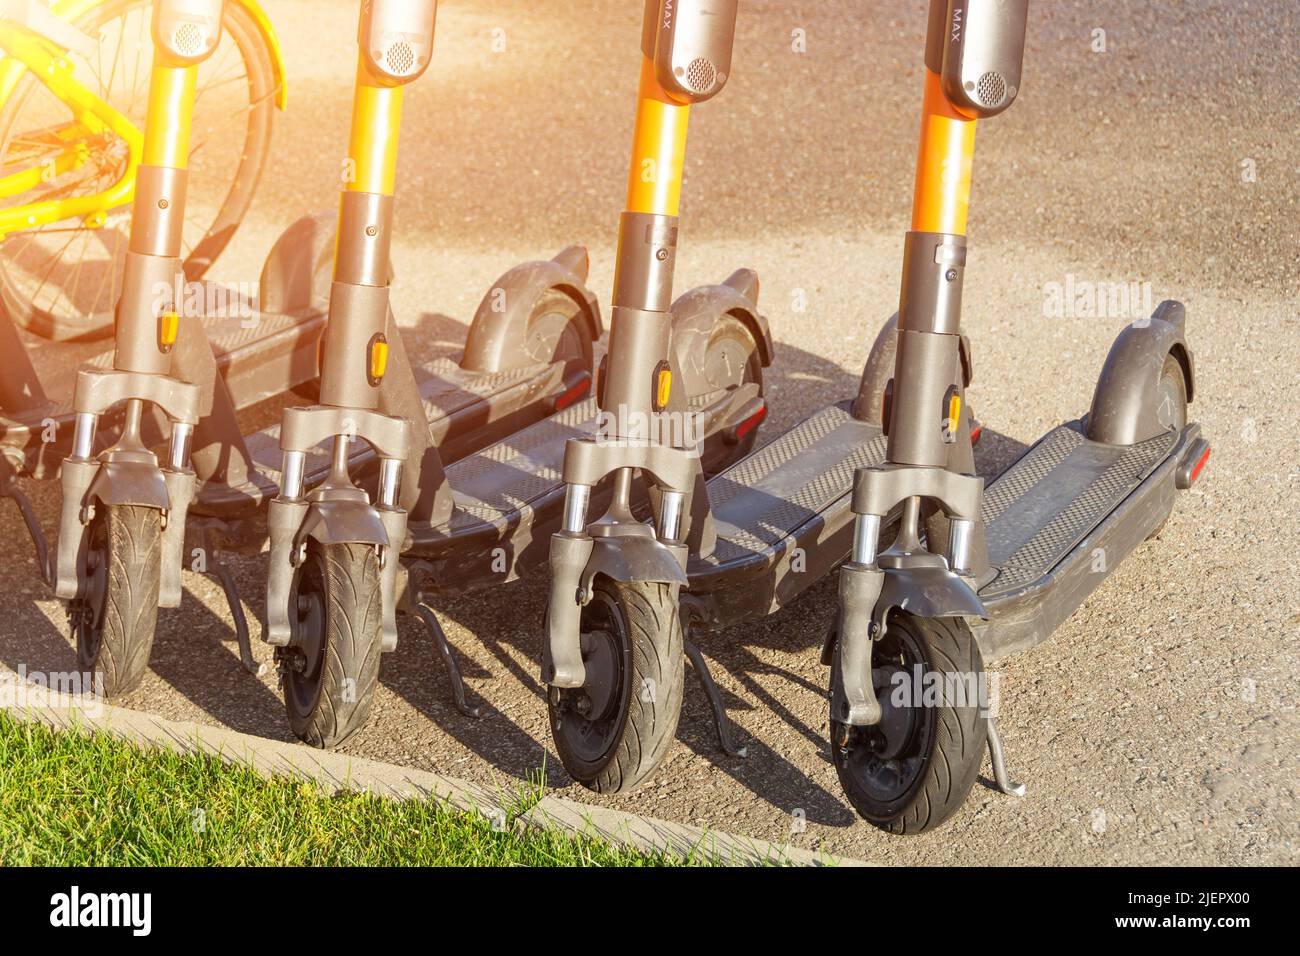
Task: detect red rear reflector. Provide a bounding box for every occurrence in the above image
[1190,446,1210,484]
[555,377,590,411]
[970,425,983,445]
[735,405,767,440]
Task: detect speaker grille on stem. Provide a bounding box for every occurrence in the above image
[386,41,414,76]
[976,71,1007,107]
[174,22,202,56]
[686,57,716,93]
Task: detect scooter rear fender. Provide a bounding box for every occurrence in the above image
[461,248,602,374]
[668,270,773,399]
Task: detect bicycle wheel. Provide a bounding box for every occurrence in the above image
[0,0,276,341]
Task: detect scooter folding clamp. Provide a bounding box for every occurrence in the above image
[560,437,697,496]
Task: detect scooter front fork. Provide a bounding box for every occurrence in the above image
[264,412,410,653]
[543,471,689,688]
[55,380,199,607]
[544,482,596,688]
[835,477,982,729]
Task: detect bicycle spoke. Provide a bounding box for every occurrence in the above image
[195,70,251,105]
[30,228,82,310]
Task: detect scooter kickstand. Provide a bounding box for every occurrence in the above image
[413,602,484,719]
[1,460,51,587]
[684,639,747,758]
[986,717,1026,797]
[201,526,265,677]
[2,468,52,582]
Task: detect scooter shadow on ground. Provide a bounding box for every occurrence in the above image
[146,570,291,739]
[2,600,80,679]
[378,579,553,779]
[0,575,287,740]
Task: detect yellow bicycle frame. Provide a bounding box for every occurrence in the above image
[0,0,286,241]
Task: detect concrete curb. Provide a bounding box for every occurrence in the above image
[1,698,865,867]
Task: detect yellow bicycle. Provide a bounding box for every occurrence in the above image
[0,0,286,340]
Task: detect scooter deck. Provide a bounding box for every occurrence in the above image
[192,355,568,516]
[0,307,323,475]
[686,402,887,625]
[402,385,746,591]
[974,419,1193,660]
[403,396,600,586]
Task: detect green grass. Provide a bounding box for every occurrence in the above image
[0,712,706,866]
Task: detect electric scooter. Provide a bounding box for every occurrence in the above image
[827,0,1209,834]
[3,0,327,581]
[384,0,772,721]
[48,0,306,698]
[539,0,810,792]
[258,0,611,749]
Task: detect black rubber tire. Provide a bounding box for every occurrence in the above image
[549,580,684,794]
[284,542,383,749]
[0,0,276,341]
[699,313,764,478]
[831,615,986,835]
[1146,354,1188,540]
[74,504,161,698]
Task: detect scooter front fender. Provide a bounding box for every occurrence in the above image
[87,460,169,510]
[263,498,395,648]
[580,535,688,590]
[825,564,987,728]
[543,533,687,688]
[296,499,389,550]
[872,565,987,635]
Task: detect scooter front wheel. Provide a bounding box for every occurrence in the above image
[72,504,162,698]
[831,614,986,835]
[548,580,684,794]
[282,542,383,749]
